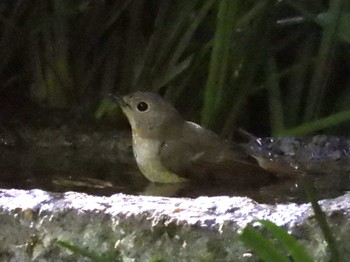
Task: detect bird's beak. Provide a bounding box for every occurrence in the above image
[109,93,128,107]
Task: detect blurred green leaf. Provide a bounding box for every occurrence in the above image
[2,0,350,136]
[153,55,193,90]
[94,100,118,119]
[279,110,350,136]
[240,224,290,262]
[302,179,342,262]
[202,0,240,128]
[56,240,122,262]
[257,220,313,262]
[317,12,350,43]
[240,220,313,262]
[304,0,345,121]
[267,58,284,136]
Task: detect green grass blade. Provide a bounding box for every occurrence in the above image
[240,225,290,262]
[168,0,216,68]
[166,40,213,102]
[304,0,345,121]
[153,55,193,90]
[56,240,122,262]
[317,12,350,43]
[279,109,350,136]
[56,240,100,260]
[284,37,314,127]
[201,0,241,128]
[94,100,118,119]
[302,179,342,262]
[257,220,313,262]
[133,1,172,90]
[149,1,198,86]
[266,58,284,136]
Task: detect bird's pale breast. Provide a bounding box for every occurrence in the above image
[132,132,187,183]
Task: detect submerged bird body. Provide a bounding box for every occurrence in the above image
[113,91,274,185]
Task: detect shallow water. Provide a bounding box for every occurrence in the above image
[0,137,349,204]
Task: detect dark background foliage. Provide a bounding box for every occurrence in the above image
[0,0,349,137]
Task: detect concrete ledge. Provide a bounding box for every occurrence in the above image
[0,189,349,261]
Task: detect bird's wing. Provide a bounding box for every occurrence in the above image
[159,122,275,186]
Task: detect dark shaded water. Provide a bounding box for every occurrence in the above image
[0,133,349,204]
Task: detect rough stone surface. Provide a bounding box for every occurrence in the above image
[0,189,349,261]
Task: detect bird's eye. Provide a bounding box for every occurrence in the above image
[137,101,149,112]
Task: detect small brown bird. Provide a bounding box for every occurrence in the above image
[112,91,277,186]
